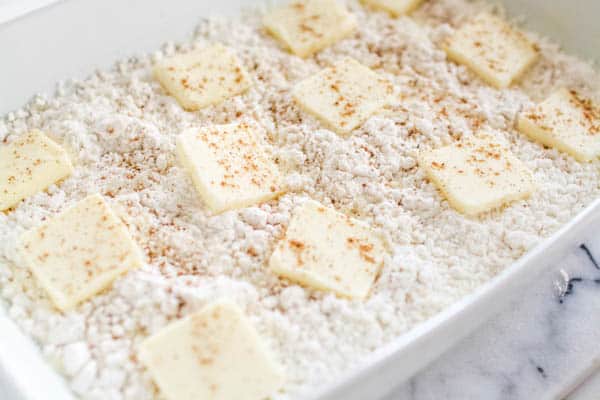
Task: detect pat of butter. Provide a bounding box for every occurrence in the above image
[21,194,143,311]
[293,58,394,136]
[263,0,357,58]
[360,0,424,16]
[0,130,73,211]
[517,89,600,162]
[176,122,284,214]
[269,200,387,299]
[444,13,539,89]
[139,301,284,400]
[420,136,535,216]
[154,44,252,111]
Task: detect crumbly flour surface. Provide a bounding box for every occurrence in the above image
[0,0,599,399]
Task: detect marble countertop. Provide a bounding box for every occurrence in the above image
[386,234,600,400]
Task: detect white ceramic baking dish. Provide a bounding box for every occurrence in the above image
[0,1,598,399]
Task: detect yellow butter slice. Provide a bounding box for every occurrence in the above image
[139,301,284,400]
[293,58,394,136]
[269,200,387,299]
[444,13,539,89]
[263,0,357,58]
[361,0,425,16]
[518,89,600,162]
[154,44,251,111]
[21,194,143,311]
[420,136,535,216]
[176,122,284,214]
[0,130,73,211]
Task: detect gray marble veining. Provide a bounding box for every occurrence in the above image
[386,233,600,400]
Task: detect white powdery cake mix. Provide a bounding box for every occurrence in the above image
[0,0,599,398]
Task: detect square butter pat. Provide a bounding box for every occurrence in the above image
[293,58,394,136]
[0,130,73,211]
[269,200,387,299]
[263,0,357,58]
[154,44,251,111]
[21,194,143,311]
[176,122,283,214]
[444,13,539,89]
[518,89,600,162]
[361,0,424,16]
[139,301,284,400]
[420,136,535,216]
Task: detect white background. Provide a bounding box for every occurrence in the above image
[0,0,60,24]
